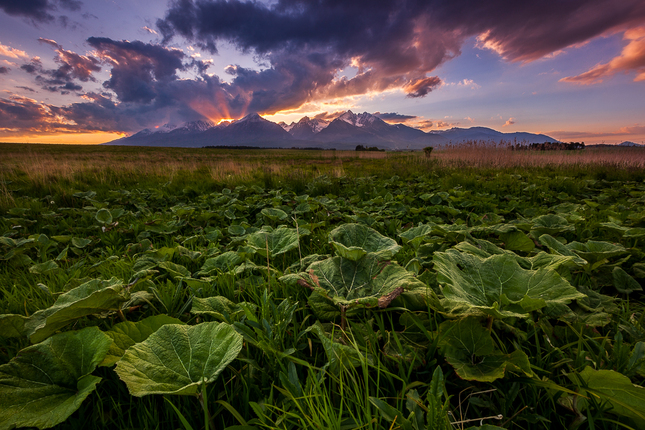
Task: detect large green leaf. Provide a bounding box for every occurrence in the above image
[101,315,184,366]
[261,207,288,222]
[158,261,191,279]
[191,296,254,322]
[328,223,401,261]
[246,227,300,257]
[26,277,129,343]
[399,224,435,249]
[439,318,533,382]
[95,208,113,224]
[301,253,426,310]
[574,367,645,426]
[500,231,535,252]
[115,322,243,396]
[0,314,29,338]
[434,250,585,318]
[566,240,628,266]
[29,260,59,274]
[613,267,643,294]
[537,234,588,266]
[0,327,111,430]
[530,214,574,238]
[196,251,243,276]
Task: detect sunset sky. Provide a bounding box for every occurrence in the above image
[1,0,644,145]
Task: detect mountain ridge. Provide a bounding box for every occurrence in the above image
[107,111,559,149]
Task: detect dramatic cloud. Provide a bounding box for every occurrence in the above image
[0,0,83,24]
[0,94,69,133]
[404,76,443,98]
[466,1,645,62]
[13,38,260,133]
[0,66,9,74]
[0,0,54,22]
[5,0,645,137]
[87,37,186,103]
[560,26,645,84]
[151,0,645,124]
[157,0,452,109]
[19,39,100,94]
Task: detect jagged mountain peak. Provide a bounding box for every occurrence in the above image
[336,110,380,127]
[236,112,264,123]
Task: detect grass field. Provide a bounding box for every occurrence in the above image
[1,143,644,430]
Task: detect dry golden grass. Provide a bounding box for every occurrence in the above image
[431,146,645,169]
[1,142,644,199]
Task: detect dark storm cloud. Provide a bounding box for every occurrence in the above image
[152,0,645,121]
[0,66,9,74]
[430,0,645,62]
[0,0,84,24]
[374,112,418,122]
[404,76,443,98]
[87,37,187,103]
[0,94,61,132]
[18,39,100,94]
[8,0,645,137]
[0,0,54,22]
[21,40,252,133]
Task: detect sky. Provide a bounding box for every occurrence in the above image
[0,0,644,145]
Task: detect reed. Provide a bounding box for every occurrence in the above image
[2,142,644,210]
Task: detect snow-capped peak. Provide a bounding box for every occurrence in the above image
[280,116,330,134]
[337,111,379,127]
[279,121,295,132]
[235,112,263,123]
[338,110,358,126]
[298,116,329,132]
[176,120,215,132]
[158,123,177,132]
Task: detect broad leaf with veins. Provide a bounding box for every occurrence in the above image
[0,327,111,430]
[439,317,533,382]
[115,322,243,396]
[434,249,585,318]
[303,253,426,310]
[328,223,401,261]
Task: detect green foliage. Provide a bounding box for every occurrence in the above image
[1,147,645,429]
[439,317,533,382]
[0,327,111,430]
[115,322,243,396]
[434,250,585,319]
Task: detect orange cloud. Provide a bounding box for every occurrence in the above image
[0,43,29,59]
[560,26,645,84]
[503,117,516,127]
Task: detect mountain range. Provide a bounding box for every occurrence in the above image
[107,111,558,149]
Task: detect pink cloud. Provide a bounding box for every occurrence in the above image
[503,117,516,127]
[560,26,645,84]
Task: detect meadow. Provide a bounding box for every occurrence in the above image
[1,142,644,430]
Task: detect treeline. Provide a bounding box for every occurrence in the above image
[511,142,585,151]
[355,145,385,152]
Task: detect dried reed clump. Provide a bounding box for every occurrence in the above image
[431,142,645,170]
[2,142,645,196]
